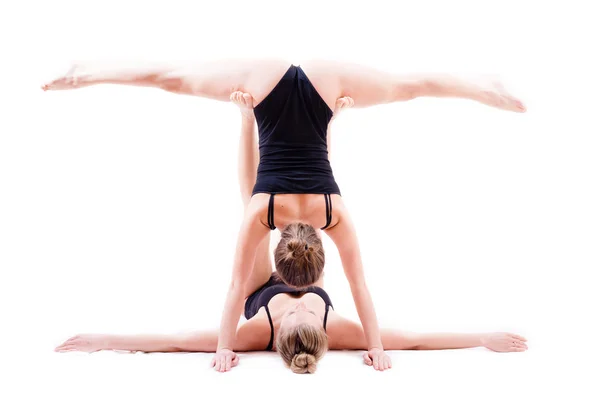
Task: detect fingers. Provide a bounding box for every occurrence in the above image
[513,341,528,351]
[381,358,388,370]
[242,93,253,108]
[365,351,392,371]
[230,91,242,104]
[55,344,75,352]
[372,357,380,371]
[55,336,80,352]
[511,334,527,342]
[230,91,253,109]
[334,96,354,112]
[336,96,351,107]
[212,353,238,372]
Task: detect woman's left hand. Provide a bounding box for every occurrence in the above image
[363,348,392,371]
[55,334,108,353]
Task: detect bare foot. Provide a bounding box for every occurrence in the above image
[482,332,528,352]
[42,64,89,91]
[480,81,527,113]
[230,91,255,120]
[55,334,108,353]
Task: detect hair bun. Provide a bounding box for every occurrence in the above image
[291,352,317,374]
[286,238,307,259]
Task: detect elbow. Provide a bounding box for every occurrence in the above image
[229,276,247,294]
[393,80,423,101]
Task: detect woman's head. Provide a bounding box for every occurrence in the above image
[276,302,328,374]
[274,222,324,288]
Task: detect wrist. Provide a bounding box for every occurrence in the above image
[240,111,255,122]
[479,333,490,347]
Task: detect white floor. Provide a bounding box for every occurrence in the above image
[6,342,591,400]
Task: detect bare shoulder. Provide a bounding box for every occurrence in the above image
[324,311,366,350]
[246,193,271,228]
[235,315,271,351]
[323,197,356,246]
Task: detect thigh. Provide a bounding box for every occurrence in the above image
[245,59,295,105]
[169,58,293,103]
[300,59,414,109]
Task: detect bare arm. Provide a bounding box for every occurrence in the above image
[231,91,259,201]
[213,204,270,371]
[325,204,385,360]
[404,332,526,351]
[326,96,354,161]
[55,318,271,353]
[327,315,528,352]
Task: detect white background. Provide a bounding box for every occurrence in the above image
[1,0,598,399]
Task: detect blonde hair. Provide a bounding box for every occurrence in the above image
[274,223,324,288]
[276,323,328,374]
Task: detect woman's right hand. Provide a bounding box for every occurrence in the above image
[55,334,108,353]
[482,332,528,352]
[210,348,239,372]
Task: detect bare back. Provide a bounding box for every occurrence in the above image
[250,193,341,232]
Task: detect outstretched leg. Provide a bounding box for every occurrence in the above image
[43,58,525,113]
[42,58,292,105]
[300,59,526,113]
[230,92,274,298]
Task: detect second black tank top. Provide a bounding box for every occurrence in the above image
[244,274,334,351]
[251,65,341,196]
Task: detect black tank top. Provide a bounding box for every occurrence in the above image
[252,65,341,196]
[244,274,334,351]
